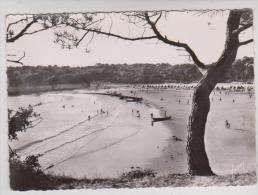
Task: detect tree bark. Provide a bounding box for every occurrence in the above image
[186,10,242,175]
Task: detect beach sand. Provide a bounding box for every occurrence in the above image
[9,90,172,178]
[121,88,256,175]
[8,87,256,178]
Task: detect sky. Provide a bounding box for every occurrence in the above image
[6,10,254,67]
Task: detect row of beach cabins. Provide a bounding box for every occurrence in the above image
[129,82,254,93]
[99,82,253,92]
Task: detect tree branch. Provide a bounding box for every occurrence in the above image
[7,18,38,42]
[7,52,25,65]
[75,31,90,47]
[238,39,253,46]
[7,16,34,32]
[59,12,207,70]
[7,59,24,65]
[144,12,208,70]
[108,15,113,35]
[67,24,157,41]
[233,22,253,34]
[23,24,60,35]
[154,12,162,24]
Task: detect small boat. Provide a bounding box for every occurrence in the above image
[152,116,172,122]
[126,98,142,102]
[126,99,136,102]
[119,95,143,102]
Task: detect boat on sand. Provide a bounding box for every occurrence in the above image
[152,116,172,122]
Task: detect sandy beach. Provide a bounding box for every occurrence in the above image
[8,87,256,178]
[122,87,256,175]
[9,90,172,178]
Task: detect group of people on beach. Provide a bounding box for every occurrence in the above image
[132,109,141,118]
[97,108,108,115]
[88,108,109,121]
[86,84,249,129]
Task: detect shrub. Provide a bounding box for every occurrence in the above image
[8,106,50,190]
[9,152,52,190]
[8,105,40,140]
[120,167,157,181]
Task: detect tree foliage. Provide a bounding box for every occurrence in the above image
[7,57,254,88]
[8,106,48,190]
[8,106,40,140]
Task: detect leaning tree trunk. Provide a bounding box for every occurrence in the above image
[186,10,243,175]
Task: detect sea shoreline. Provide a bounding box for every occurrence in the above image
[8,81,254,96]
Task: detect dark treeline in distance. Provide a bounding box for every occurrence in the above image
[7,56,254,88]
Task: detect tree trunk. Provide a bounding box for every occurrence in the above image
[186,10,242,175]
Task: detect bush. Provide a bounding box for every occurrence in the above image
[8,106,50,190]
[9,152,52,190]
[120,167,157,181]
[8,106,40,140]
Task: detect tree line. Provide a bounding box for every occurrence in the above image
[7,56,254,87]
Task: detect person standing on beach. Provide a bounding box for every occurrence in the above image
[88,115,91,121]
[225,120,230,128]
[136,110,140,118]
[151,113,154,126]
